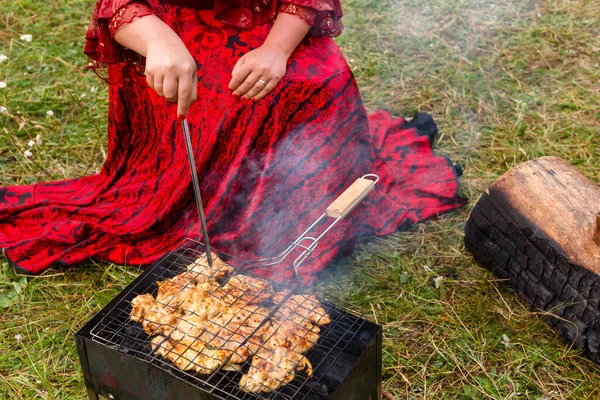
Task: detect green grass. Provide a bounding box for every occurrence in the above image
[1,0,599,398]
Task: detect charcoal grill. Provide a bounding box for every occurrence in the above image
[75,176,383,400]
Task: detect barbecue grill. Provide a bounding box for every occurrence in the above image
[75,120,382,400]
[76,243,382,399]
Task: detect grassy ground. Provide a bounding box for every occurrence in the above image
[0,0,599,398]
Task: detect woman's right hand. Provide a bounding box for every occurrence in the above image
[145,37,198,117]
[113,14,198,117]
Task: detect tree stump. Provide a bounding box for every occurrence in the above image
[465,157,600,361]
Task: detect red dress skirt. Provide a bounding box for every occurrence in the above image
[0,3,466,284]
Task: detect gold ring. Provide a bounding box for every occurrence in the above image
[258,79,268,85]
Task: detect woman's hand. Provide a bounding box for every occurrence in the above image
[113,14,197,117]
[228,12,311,101]
[145,37,198,116]
[228,44,288,101]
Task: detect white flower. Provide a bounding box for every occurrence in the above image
[24,150,32,158]
[0,54,7,63]
[20,34,33,42]
[15,334,24,342]
[433,276,444,289]
[79,93,87,99]
[502,334,510,347]
[26,65,33,71]
[0,82,6,89]
[0,106,6,114]
[35,134,42,145]
[46,110,54,117]
[90,86,97,93]
[28,140,35,147]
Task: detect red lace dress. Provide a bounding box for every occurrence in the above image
[0,0,466,284]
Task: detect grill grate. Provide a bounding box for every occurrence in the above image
[89,239,370,400]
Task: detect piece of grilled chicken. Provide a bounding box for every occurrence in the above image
[167,303,273,369]
[272,290,332,326]
[239,290,331,393]
[216,275,276,306]
[186,252,234,281]
[239,347,313,393]
[151,335,223,374]
[130,293,179,336]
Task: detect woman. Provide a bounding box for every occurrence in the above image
[0,0,466,284]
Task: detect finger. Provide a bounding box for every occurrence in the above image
[163,74,178,102]
[153,73,165,97]
[191,73,198,102]
[233,71,262,98]
[253,78,280,101]
[230,56,245,83]
[177,73,194,117]
[229,57,252,92]
[146,70,155,91]
[245,77,269,100]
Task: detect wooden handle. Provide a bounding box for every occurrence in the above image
[326,178,375,219]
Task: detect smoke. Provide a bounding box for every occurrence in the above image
[392,0,539,56]
[188,70,373,286]
[201,103,371,285]
[381,0,541,152]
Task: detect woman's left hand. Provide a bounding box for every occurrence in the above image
[228,44,289,101]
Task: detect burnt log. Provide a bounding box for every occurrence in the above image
[465,157,600,361]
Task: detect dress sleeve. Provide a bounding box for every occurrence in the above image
[84,0,154,66]
[278,0,343,37]
[108,2,155,37]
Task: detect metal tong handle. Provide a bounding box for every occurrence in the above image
[181,118,213,268]
[245,174,379,280]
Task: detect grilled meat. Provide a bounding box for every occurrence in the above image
[167,303,273,370]
[240,347,313,393]
[151,335,224,374]
[262,317,320,354]
[155,274,199,312]
[273,291,332,326]
[129,254,331,393]
[216,275,275,306]
[130,293,179,336]
[187,252,234,280]
[181,290,230,321]
[237,291,332,392]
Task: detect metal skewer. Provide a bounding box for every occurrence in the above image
[181,117,213,268]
